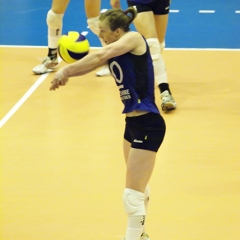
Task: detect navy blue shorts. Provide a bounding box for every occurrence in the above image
[124,112,166,152]
[127,0,170,15]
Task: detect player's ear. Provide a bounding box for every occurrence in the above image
[115,28,121,38]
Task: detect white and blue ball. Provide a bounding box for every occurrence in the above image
[58,31,90,63]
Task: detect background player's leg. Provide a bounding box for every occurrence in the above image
[85,0,111,77]
[154,14,168,52]
[132,11,176,112]
[32,0,70,74]
[153,13,176,111]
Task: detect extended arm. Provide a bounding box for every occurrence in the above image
[50,32,144,91]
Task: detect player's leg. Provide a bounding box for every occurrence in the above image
[85,0,111,77]
[153,13,176,111]
[123,139,131,164]
[123,113,166,240]
[154,13,168,53]
[124,125,146,240]
[123,124,150,236]
[133,11,176,111]
[32,0,70,74]
[48,0,70,58]
[153,0,176,111]
[130,11,165,86]
[84,0,101,18]
[123,148,156,240]
[128,0,176,111]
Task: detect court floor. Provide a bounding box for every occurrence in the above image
[1,47,240,240]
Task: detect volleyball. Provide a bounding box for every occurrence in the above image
[58,31,90,63]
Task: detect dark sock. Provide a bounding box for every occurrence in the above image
[48,48,58,60]
[158,83,171,95]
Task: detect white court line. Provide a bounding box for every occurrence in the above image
[199,10,215,13]
[0,31,89,128]
[170,10,179,13]
[0,44,239,128]
[235,10,240,14]
[81,31,88,36]
[0,73,50,128]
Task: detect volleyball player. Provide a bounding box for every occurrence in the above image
[50,7,166,240]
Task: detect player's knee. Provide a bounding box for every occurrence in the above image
[46,9,64,29]
[87,16,100,35]
[146,38,161,60]
[123,188,145,216]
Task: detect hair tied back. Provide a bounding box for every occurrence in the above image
[123,10,133,19]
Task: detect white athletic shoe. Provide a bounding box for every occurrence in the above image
[95,65,111,77]
[122,232,150,240]
[160,90,177,112]
[32,56,59,74]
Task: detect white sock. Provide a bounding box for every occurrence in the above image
[126,215,145,240]
[48,25,63,48]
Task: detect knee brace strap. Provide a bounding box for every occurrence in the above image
[46,9,64,29]
[87,16,100,35]
[146,38,160,60]
[123,188,145,216]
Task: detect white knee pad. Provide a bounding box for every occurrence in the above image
[147,38,168,85]
[123,188,145,216]
[87,16,100,35]
[46,9,64,29]
[160,40,166,53]
[146,38,161,60]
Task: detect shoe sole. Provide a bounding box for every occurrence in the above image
[162,103,177,112]
[32,66,59,75]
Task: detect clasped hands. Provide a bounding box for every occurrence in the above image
[50,68,69,91]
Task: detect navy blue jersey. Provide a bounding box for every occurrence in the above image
[108,37,159,114]
[128,0,154,3]
[127,0,170,15]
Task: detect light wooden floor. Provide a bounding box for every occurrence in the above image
[1,47,240,240]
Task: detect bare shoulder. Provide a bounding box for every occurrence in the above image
[95,32,145,62]
[120,31,145,48]
[124,31,143,40]
[126,32,146,55]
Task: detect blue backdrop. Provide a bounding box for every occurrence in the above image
[0,0,239,48]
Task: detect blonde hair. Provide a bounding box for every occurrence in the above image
[99,7,137,32]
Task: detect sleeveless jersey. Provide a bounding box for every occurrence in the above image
[128,0,154,3]
[108,37,159,114]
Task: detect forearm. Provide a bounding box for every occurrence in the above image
[50,51,107,91]
[63,52,105,77]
